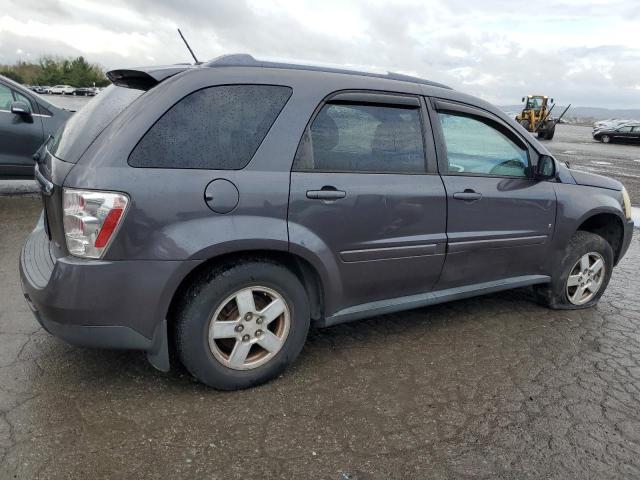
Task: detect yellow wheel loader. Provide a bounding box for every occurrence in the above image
[515,95,571,141]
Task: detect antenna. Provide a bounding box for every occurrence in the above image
[177,28,199,64]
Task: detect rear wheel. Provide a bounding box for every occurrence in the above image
[175,260,310,390]
[535,231,613,309]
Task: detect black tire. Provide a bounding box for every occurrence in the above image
[519,119,531,131]
[601,135,611,144]
[175,259,310,390]
[535,231,614,310]
[537,130,547,140]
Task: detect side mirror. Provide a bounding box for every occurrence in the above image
[536,154,556,180]
[10,101,32,119]
[550,98,554,104]
[521,97,525,102]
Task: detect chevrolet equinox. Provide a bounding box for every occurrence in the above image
[20,55,634,390]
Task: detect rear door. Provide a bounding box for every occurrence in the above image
[288,92,447,315]
[428,99,556,289]
[0,81,43,176]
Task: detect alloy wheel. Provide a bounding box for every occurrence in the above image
[208,286,290,370]
[566,252,606,305]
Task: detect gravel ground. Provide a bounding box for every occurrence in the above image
[0,194,639,478]
[546,125,640,203]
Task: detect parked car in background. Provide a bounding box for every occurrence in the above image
[0,74,74,178]
[20,55,634,390]
[50,85,76,95]
[74,87,97,96]
[30,85,49,94]
[593,123,640,144]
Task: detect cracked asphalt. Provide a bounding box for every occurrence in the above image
[0,198,639,476]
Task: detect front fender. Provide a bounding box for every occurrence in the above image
[551,183,627,272]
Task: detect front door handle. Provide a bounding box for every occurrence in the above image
[453,189,482,202]
[306,186,346,200]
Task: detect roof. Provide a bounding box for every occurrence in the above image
[203,54,452,90]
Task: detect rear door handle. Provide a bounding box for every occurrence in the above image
[453,190,482,202]
[306,187,346,200]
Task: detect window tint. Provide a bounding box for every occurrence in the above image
[0,84,12,110]
[617,126,633,133]
[129,85,292,170]
[293,103,425,173]
[632,126,640,132]
[438,113,529,177]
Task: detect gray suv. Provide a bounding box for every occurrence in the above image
[20,55,634,390]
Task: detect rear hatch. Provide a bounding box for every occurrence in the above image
[35,65,190,253]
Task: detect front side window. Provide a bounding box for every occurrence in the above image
[293,102,426,173]
[438,113,529,177]
[129,84,292,170]
[617,126,633,133]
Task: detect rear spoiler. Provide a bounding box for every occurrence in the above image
[106,65,191,90]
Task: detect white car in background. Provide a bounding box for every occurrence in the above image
[50,85,76,95]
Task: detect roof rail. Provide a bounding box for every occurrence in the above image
[205,54,451,90]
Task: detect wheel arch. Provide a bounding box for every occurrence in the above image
[166,249,327,331]
[576,211,625,264]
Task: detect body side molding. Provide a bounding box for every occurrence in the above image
[321,275,550,327]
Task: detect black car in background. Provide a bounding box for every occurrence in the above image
[593,123,640,144]
[0,75,73,178]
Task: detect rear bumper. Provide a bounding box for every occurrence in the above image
[19,215,199,370]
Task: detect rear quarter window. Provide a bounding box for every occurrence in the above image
[128,85,293,170]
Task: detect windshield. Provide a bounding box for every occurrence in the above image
[48,85,143,163]
[526,97,543,110]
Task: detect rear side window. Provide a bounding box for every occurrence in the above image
[438,113,529,177]
[293,103,426,173]
[49,85,143,163]
[129,85,292,170]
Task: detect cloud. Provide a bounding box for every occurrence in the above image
[0,0,639,108]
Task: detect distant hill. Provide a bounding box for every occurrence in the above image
[499,105,640,124]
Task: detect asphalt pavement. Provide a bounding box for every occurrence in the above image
[1,106,639,478]
[0,200,639,478]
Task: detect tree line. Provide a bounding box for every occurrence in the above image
[0,56,110,87]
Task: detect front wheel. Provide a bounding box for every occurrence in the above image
[535,231,613,309]
[175,260,310,390]
[601,135,611,143]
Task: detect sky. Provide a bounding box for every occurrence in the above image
[1,0,640,108]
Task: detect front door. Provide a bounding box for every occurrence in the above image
[0,82,43,176]
[429,100,557,289]
[288,93,447,316]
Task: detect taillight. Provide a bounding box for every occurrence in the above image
[62,188,129,258]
